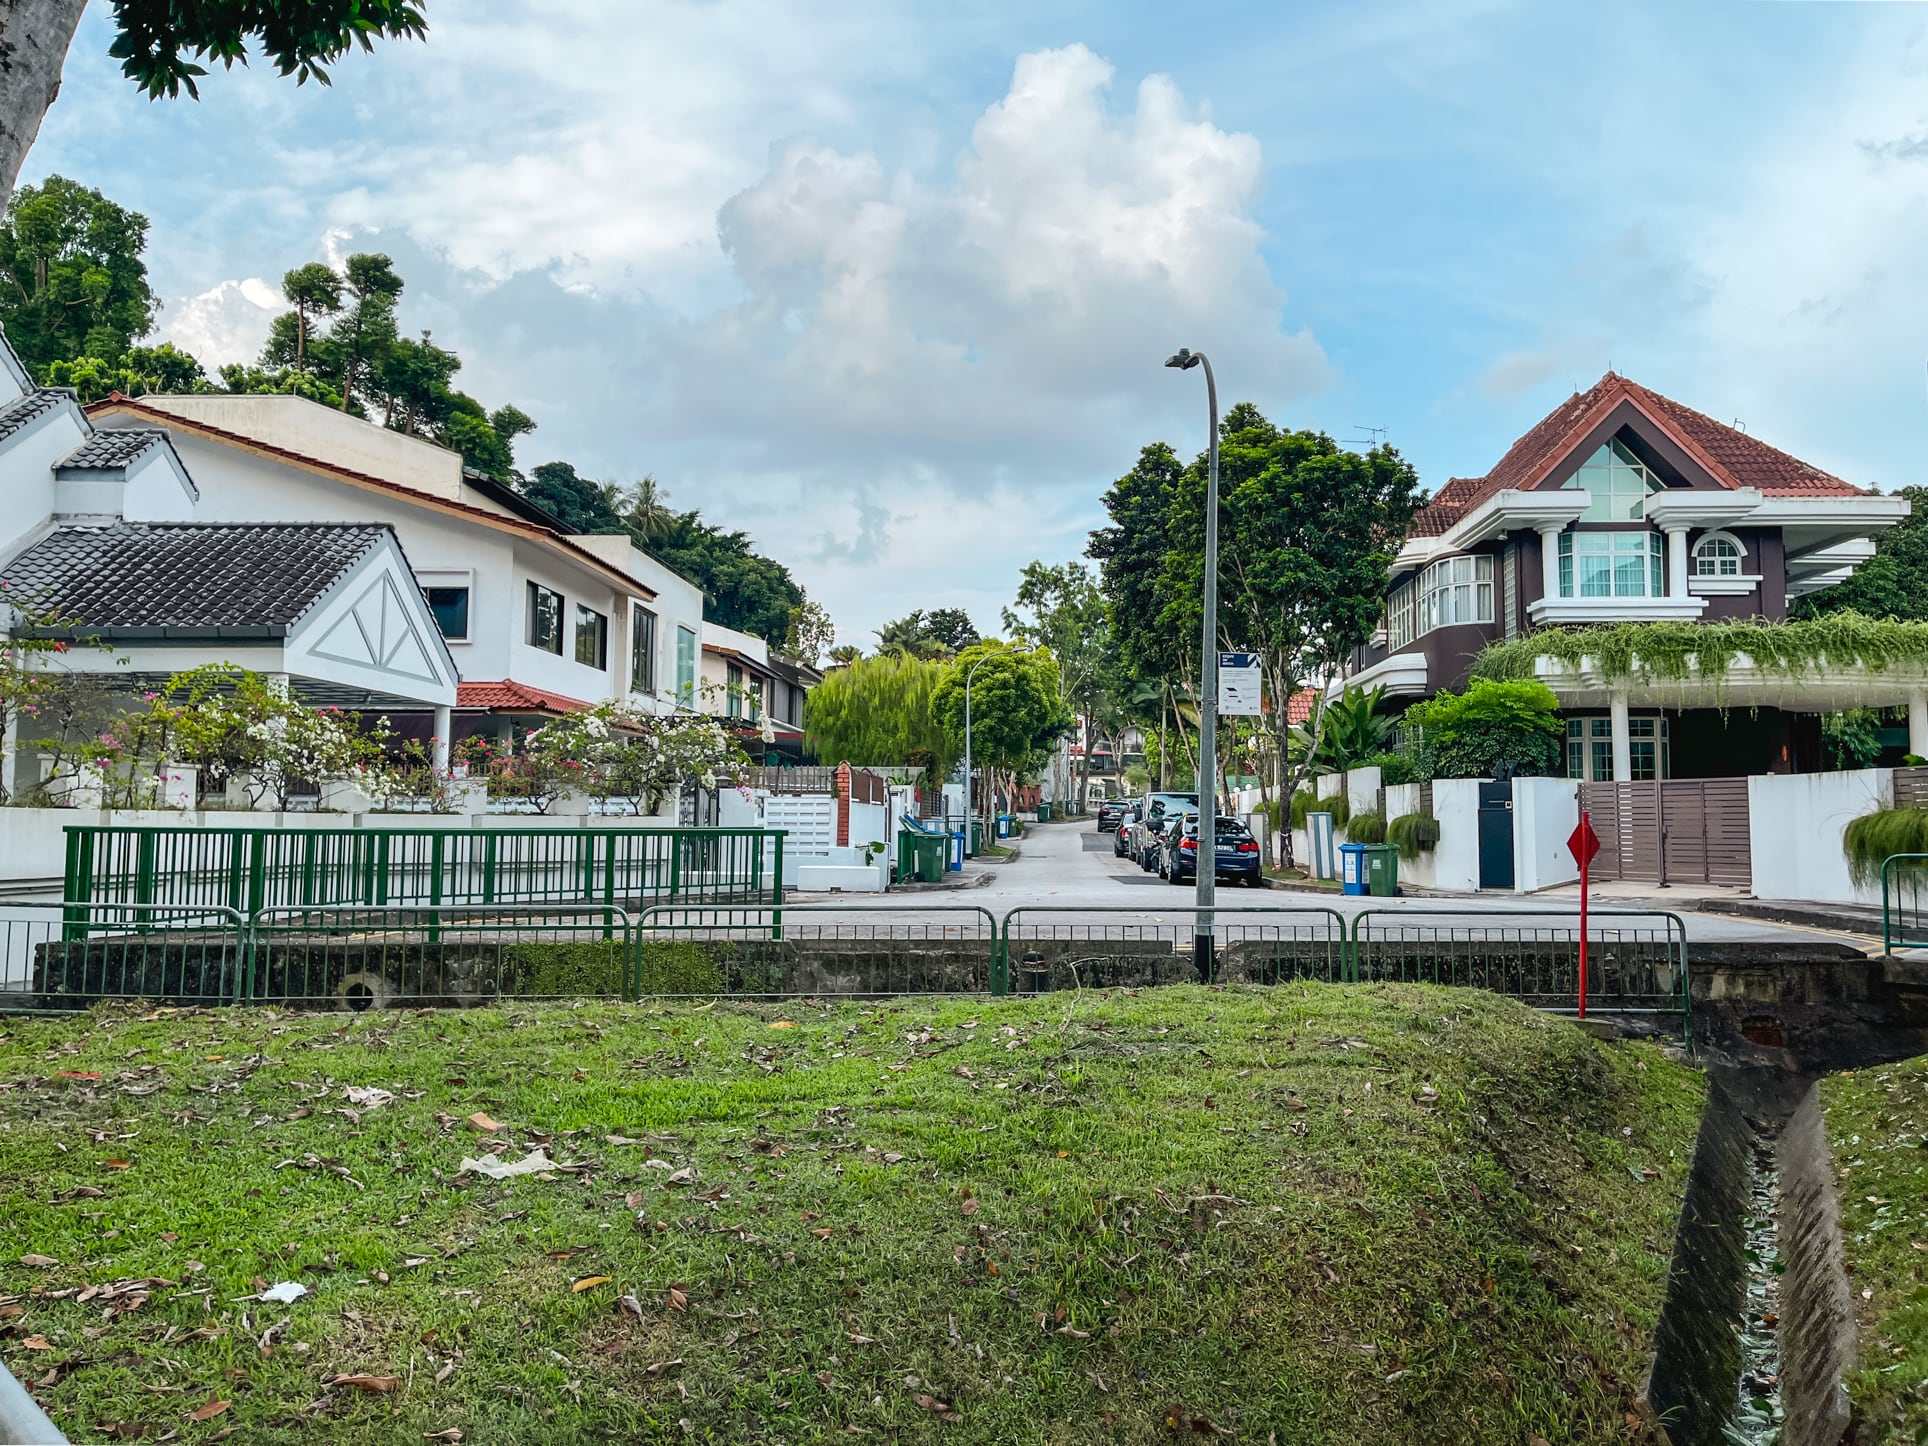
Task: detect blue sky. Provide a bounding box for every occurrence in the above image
[20,0,1928,643]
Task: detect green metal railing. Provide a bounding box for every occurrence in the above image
[60,824,785,939]
[4,901,251,1008]
[1881,853,1928,955]
[998,904,1351,994]
[636,904,999,997]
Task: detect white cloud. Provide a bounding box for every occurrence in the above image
[158,44,1323,638]
[159,278,283,369]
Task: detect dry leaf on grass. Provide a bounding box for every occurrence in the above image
[188,1397,230,1422]
[21,1335,52,1350]
[666,1286,688,1311]
[424,1430,464,1442]
[465,1113,502,1133]
[911,1393,962,1423]
[330,1374,401,1393]
[640,1358,683,1380]
[769,1021,798,1029]
[20,1253,58,1267]
[342,1087,394,1110]
[959,1197,978,1217]
[101,1159,131,1170]
[571,1276,612,1293]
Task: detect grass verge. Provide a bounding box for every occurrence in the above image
[1822,1060,1928,1440]
[1,985,1699,1444]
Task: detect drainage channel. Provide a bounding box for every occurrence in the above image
[1731,1142,1785,1444]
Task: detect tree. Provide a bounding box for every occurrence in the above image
[608,476,675,541]
[785,595,836,665]
[803,652,956,777]
[328,251,403,411]
[523,460,623,533]
[219,361,347,409]
[1795,488,1928,622]
[876,608,979,660]
[650,512,804,644]
[1404,679,1562,779]
[930,642,1073,819]
[278,261,343,372]
[1003,560,1117,811]
[41,342,209,400]
[0,176,159,374]
[827,644,864,668]
[0,0,429,213]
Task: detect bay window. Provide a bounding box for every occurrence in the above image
[1558,531,1664,598]
[1417,554,1493,633]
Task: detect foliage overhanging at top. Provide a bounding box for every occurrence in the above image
[1471,613,1928,686]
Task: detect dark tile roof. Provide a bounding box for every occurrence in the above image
[1,522,386,631]
[54,429,166,471]
[1410,373,1865,536]
[0,388,72,445]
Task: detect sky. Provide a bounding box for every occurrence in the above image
[19,0,1928,647]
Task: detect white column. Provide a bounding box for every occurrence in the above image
[433,705,452,771]
[1664,525,1690,598]
[1609,691,1632,783]
[1536,523,1564,601]
[1910,690,1928,759]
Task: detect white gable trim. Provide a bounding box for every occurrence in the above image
[285,531,459,707]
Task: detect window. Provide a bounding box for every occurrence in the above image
[747,675,763,722]
[574,604,608,668]
[676,627,697,705]
[423,586,469,641]
[1562,438,1666,521]
[527,583,563,654]
[630,607,657,693]
[1386,579,1416,649]
[1417,554,1493,634]
[1693,533,1745,578]
[725,662,744,718]
[1558,531,1664,598]
[1566,715,1669,781]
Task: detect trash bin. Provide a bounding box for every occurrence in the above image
[1338,842,1369,896]
[1036,803,1051,822]
[949,831,964,871]
[915,834,946,882]
[895,829,916,884]
[1364,843,1400,897]
[969,820,983,854]
[996,813,1013,839]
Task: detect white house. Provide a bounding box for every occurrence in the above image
[85,392,708,752]
[0,324,457,797]
[700,621,821,764]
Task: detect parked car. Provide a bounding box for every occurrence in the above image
[1096,798,1131,833]
[1112,805,1140,857]
[1128,791,1199,866]
[1161,816,1264,886]
[1139,805,1197,873]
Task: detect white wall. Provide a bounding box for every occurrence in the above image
[0,401,88,561]
[1513,777,1580,892]
[1750,767,1891,905]
[1431,779,1482,892]
[567,536,705,716]
[1345,766,1382,819]
[849,800,889,852]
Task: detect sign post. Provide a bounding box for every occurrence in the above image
[1217,652,1262,716]
[1566,812,1602,1019]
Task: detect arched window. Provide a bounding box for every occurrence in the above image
[1692,532,1745,578]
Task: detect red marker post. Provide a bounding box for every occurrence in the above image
[1567,812,1602,1019]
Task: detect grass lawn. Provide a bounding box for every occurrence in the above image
[1,985,1701,1444]
[1822,1060,1928,1441]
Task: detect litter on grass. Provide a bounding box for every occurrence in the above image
[460,1149,556,1180]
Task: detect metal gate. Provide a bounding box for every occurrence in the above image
[1578,778,1751,887]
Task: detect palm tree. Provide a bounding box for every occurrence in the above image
[827,644,864,668]
[609,475,675,542]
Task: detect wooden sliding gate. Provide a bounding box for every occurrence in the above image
[1577,779,1752,888]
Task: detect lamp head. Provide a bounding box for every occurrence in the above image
[1164,348,1200,370]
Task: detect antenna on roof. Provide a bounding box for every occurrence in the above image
[1345,425,1389,451]
[1733,418,1747,434]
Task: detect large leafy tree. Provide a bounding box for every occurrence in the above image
[785,595,836,666]
[649,512,804,646]
[523,460,623,533]
[1003,560,1117,810]
[876,608,980,660]
[275,261,343,372]
[1,0,429,213]
[1795,487,1928,622]
[0,175,159,373]
[41,341,208,399]
[327,251,402,411]
[930,641,1073,818]
[803,652,955,776]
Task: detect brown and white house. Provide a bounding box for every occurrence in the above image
[1343,372,1912,783]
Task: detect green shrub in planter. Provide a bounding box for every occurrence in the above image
[1843,806,1928,888]
[1386,812,1441,861]
[1355,751,1418,786]
[1345,810,1386,844]
[1289,789,1351,829]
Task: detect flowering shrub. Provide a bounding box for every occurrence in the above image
[498,704,749,814]
[156,665,390,809]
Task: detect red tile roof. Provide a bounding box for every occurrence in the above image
[1286,687,1318,725]
[1411,373,1864,536]
[455,680,590,714]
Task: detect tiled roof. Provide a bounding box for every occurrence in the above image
[454,680,590,714]
[1285,688,1318,725]
[54,429,166,471]
[1,522,385,630]
[0,388,71,445]
[1410,373,1865,536]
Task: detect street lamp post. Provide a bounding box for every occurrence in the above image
[1165,346,1219,982]
[961,651,995,860]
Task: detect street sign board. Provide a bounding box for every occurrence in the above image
[1566,815,1601,870]
[1218,652,1262,715]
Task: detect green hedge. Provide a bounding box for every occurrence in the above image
[1289,789,1351,829]
[507,939,728,997]
[1386,812,1440,861]
[1843,806,1928,888]
[1345,810,1387,844]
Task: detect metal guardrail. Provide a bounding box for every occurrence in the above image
[999,904,1352,992]
[1881,853,1928,955]
[0,1359,66,1445]
[4,896,1690,1036]
[636,904,1001,997]
[1351,906,1692,1029]
[59,824,785,932]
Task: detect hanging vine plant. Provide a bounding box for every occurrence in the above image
[1470,612,1928,688]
